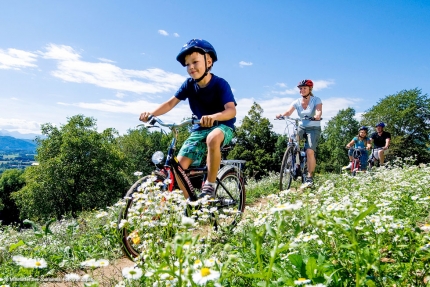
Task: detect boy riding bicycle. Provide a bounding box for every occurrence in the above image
[139,39,236,199]
[343,126,371,171]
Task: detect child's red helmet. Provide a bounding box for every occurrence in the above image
[297,79,314,88]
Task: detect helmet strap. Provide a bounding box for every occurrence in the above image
[195,54,211,83]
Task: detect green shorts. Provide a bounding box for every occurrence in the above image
[178,124,234,167]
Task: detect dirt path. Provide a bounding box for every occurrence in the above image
[40,257,134,287]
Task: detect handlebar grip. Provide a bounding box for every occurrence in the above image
[213,120,219,126]
[147,115,157,125]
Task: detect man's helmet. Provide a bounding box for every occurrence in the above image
[297,79,314,88]
[176,39,218,67]
[375,122,385,128]
[358,126,368,132]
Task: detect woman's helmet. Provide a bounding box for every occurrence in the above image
[358,126,368,132]
[297,79,314,88]
[176,39,217,67]
[375,122,385,128]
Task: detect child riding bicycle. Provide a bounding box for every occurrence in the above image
[343,126,371,171]
[139,39,236,199]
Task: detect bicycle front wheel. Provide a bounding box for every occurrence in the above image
[117,172,166,259]
[212,165,246,230]
[280,147,294,191]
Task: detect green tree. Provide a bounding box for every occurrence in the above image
[0,169,25,224]
[317,107,359,172]
[228,102,279,179]
[361,88,430,163]
[12,115,128,220]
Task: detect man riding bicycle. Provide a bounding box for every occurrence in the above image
[369,122,391,165]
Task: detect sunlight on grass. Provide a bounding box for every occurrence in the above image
[1,158,430,286]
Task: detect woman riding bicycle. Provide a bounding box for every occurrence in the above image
[276,79,323,188]
[139,39,237,199]
[343,126,371,171]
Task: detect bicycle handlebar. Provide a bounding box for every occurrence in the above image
[274,116,322,121]
[139,116,219,129]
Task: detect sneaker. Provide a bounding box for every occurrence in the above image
[342,162,352,170]
[300,177,313,189]
[198,184,216,199]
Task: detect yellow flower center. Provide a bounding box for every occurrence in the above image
[298,278,307,281]
[36,261,41,266]
[200,267,211,277]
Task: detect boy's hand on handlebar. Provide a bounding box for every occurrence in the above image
[275,114,284,119]
[139,112,152,122]
[200,115,217,127]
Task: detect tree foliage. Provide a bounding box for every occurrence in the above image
[0,169,25,224]
[361,88,430,163]
[228,102,279,179]
[12,115,128,220]
[317,107,359,172]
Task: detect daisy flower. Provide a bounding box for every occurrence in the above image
[192,267,220,285]
[294,278,311,285]
[122,267,143,280]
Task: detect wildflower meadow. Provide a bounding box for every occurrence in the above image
[1,158,430,286]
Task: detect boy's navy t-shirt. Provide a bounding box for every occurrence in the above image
[175,74,236,131]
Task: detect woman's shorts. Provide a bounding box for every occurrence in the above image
[298,126,321,152]
[178,124,234,166]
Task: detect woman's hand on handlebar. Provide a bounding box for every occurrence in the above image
[275,114,284,119]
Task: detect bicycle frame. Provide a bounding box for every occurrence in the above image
[143,116,244,202]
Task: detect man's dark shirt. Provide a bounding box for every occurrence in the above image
[371,131,391,148]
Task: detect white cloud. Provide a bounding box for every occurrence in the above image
[173,33,180,37]
[11,97,19,101]
[0,118,41,134]
[115,92,126,98]
[312,79,335,91]
[98,58,116,63]
[0,48,38,70]
[158,30,169,36]
[276,83,287,88]
[239,61,253,67]
[42,44,186,94]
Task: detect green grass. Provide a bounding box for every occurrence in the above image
[1,158,430,286]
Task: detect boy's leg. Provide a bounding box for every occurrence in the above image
[206,129,225,183]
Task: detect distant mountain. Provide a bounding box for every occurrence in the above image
[0,136,37,152]
[0,129,42,140]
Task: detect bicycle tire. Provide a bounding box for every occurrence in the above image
[280,147,294,191]
[352,160,357,176]
[301,159,308,183]
[117,172,166,259]
[212,165,246,230]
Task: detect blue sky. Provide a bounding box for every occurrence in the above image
[1,1,429,137]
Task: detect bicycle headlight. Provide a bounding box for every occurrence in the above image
[151,151,164,165]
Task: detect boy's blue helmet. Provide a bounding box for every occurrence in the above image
[176,39,218,67]
[375,122,385,128]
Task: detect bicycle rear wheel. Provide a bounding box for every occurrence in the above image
[117,172,166,259]
[280,147,294,191]
[212,165,246,230]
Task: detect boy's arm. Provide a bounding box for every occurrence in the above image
[139,96,181,122]
[200,102,236,127]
